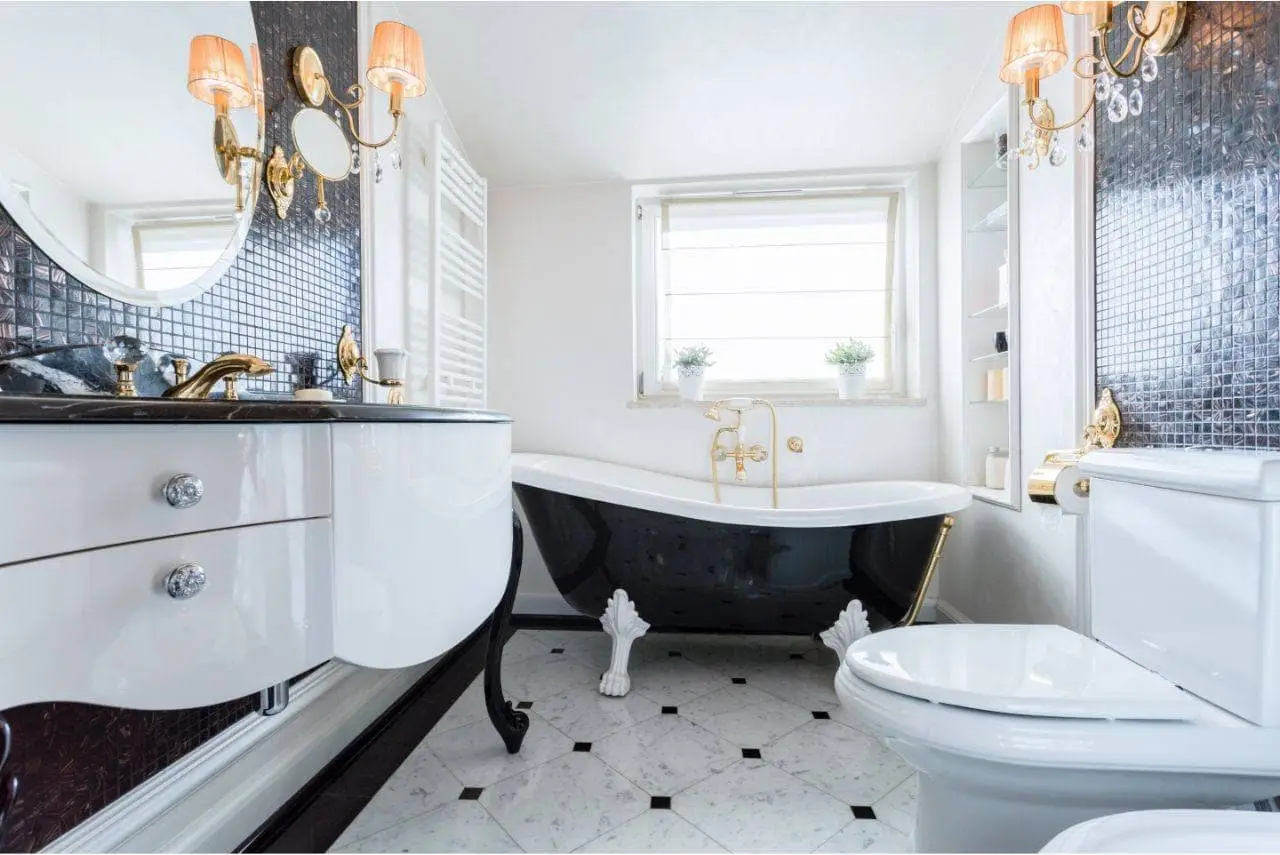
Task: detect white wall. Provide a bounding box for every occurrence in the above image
[489,175,942,614]
[360,0,468,391]
[935,32,1090,628]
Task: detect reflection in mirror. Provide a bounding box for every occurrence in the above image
[293,108,353,181]
[0,2,260,307]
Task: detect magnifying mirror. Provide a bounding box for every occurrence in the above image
[292,108,352,181]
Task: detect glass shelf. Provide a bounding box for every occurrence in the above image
[970,351,1010,363]
[968,201,1009,233]
[968,303,1008,319]
[967,155,1010,190]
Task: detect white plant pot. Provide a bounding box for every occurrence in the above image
[836,365,868,400]
[677,369,706,401]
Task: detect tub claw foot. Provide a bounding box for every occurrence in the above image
[599,589,649,697]
[821,599,871,662]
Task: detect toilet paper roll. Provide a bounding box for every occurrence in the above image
[1052,464,1090,515]
[1027,451,1089,515]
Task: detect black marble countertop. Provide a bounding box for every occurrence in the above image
[0,394,512,424]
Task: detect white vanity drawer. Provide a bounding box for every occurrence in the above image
[0,424,332,566]
[0,519,334,711]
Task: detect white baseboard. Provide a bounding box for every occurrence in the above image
[935,599,974,624]
[45,659,431,853]
[514,592,580,617]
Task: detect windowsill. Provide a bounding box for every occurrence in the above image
[627,391,927,409]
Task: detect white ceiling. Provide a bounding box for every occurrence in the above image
[398,1,1021,187]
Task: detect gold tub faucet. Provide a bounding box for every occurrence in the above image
[163,353,274,400]
[703,397,791,509]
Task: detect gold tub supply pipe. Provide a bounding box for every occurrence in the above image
[898,515,955,627]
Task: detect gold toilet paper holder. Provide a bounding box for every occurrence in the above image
[1027,388,1121,505]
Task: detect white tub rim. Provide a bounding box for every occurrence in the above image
[512,452,971,528]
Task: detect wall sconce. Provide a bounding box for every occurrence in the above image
[292,21,426,185]
[337,324,408,404]
[187,35,265,213]
[999,2,1187,169]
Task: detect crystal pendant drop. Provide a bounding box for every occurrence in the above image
[1140,53,1158,82]
[390,141,402,170]
[1106,89,1129,123]
[1095,72,1113,101]
[349,143,361,175]
[1128,85,1145,116]
[1077,124,1094,152]
[315,205,331,224]
[374,150,384,184]
[1049,143,1067,167]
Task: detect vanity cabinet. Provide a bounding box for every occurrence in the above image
[0,405,512,712]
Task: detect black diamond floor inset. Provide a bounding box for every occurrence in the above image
[742,748,762,759]
[550,648,565,654]
[662,706,678,714]
[516,701,533,710]
[812,711,831,719]
[651,796,672,809]
[731,677,747,684]
[789,653,806,659]
[851,805,876,820]
[573,742,592,752]
[668,650,682,657]
[459,787,484,800]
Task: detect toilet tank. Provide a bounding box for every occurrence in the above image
[1079,448,1280,726]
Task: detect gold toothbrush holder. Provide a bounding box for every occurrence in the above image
[336,324,407,404]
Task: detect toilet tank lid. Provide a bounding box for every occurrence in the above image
[1079,448,1280,500]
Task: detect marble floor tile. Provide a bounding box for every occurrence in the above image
[575,809,727,853]
[480,752,650,852]
[815,819,913,853]
[538,685,662,742]
[767,720,914,806]
[872,774,919,836]
[630,657,730,706]
[678,684,812,748]
[428,711,574,788]
[330,800,521,853]
[592,713,739,796]
[673,760,854,852]
[527,630,614,671]
[431,677,489,736]
[330,744,462,847]
[745,659,842,711]
[502,651,601,703]
[506,630,555,664]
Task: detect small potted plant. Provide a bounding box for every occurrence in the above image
[825,339,875,400]
[672,345,714,401]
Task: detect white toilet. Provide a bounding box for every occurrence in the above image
[834,448,1280,853]
[1041,810,1280,853]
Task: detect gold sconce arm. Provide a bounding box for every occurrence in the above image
[1093,3,1183,80]
[318,76,405,150]
[337,324,406,404]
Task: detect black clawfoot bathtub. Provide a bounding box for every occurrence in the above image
[513,454,971,634]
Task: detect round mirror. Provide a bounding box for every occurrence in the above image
[0,3,260,307]
[292,108,353,181]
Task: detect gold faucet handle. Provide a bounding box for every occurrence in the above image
[223,375,240,400]
[114,362,139,398]
[172,358,190,385]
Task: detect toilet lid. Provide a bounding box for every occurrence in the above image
[846,624,1201,720]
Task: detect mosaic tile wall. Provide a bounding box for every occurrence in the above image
[0,4,359,851]
[0,3,362,403]
[1095,2,1280,447]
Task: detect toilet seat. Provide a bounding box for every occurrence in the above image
[846,624,1202,720]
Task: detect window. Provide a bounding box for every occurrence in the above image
[133,220,232,291]
[635,187,906,398]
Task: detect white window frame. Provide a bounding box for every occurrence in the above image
[633,170,923,403]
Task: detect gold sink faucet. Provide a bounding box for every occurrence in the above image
[163,353,273,400]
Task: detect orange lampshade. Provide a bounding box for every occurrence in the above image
[367,21,426,98]
[188,35,253,110]
[999,4,1069,84]
[248,42,264,98]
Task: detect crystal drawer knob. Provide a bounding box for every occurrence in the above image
[165,563,207,600]
[164,474,204,509]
